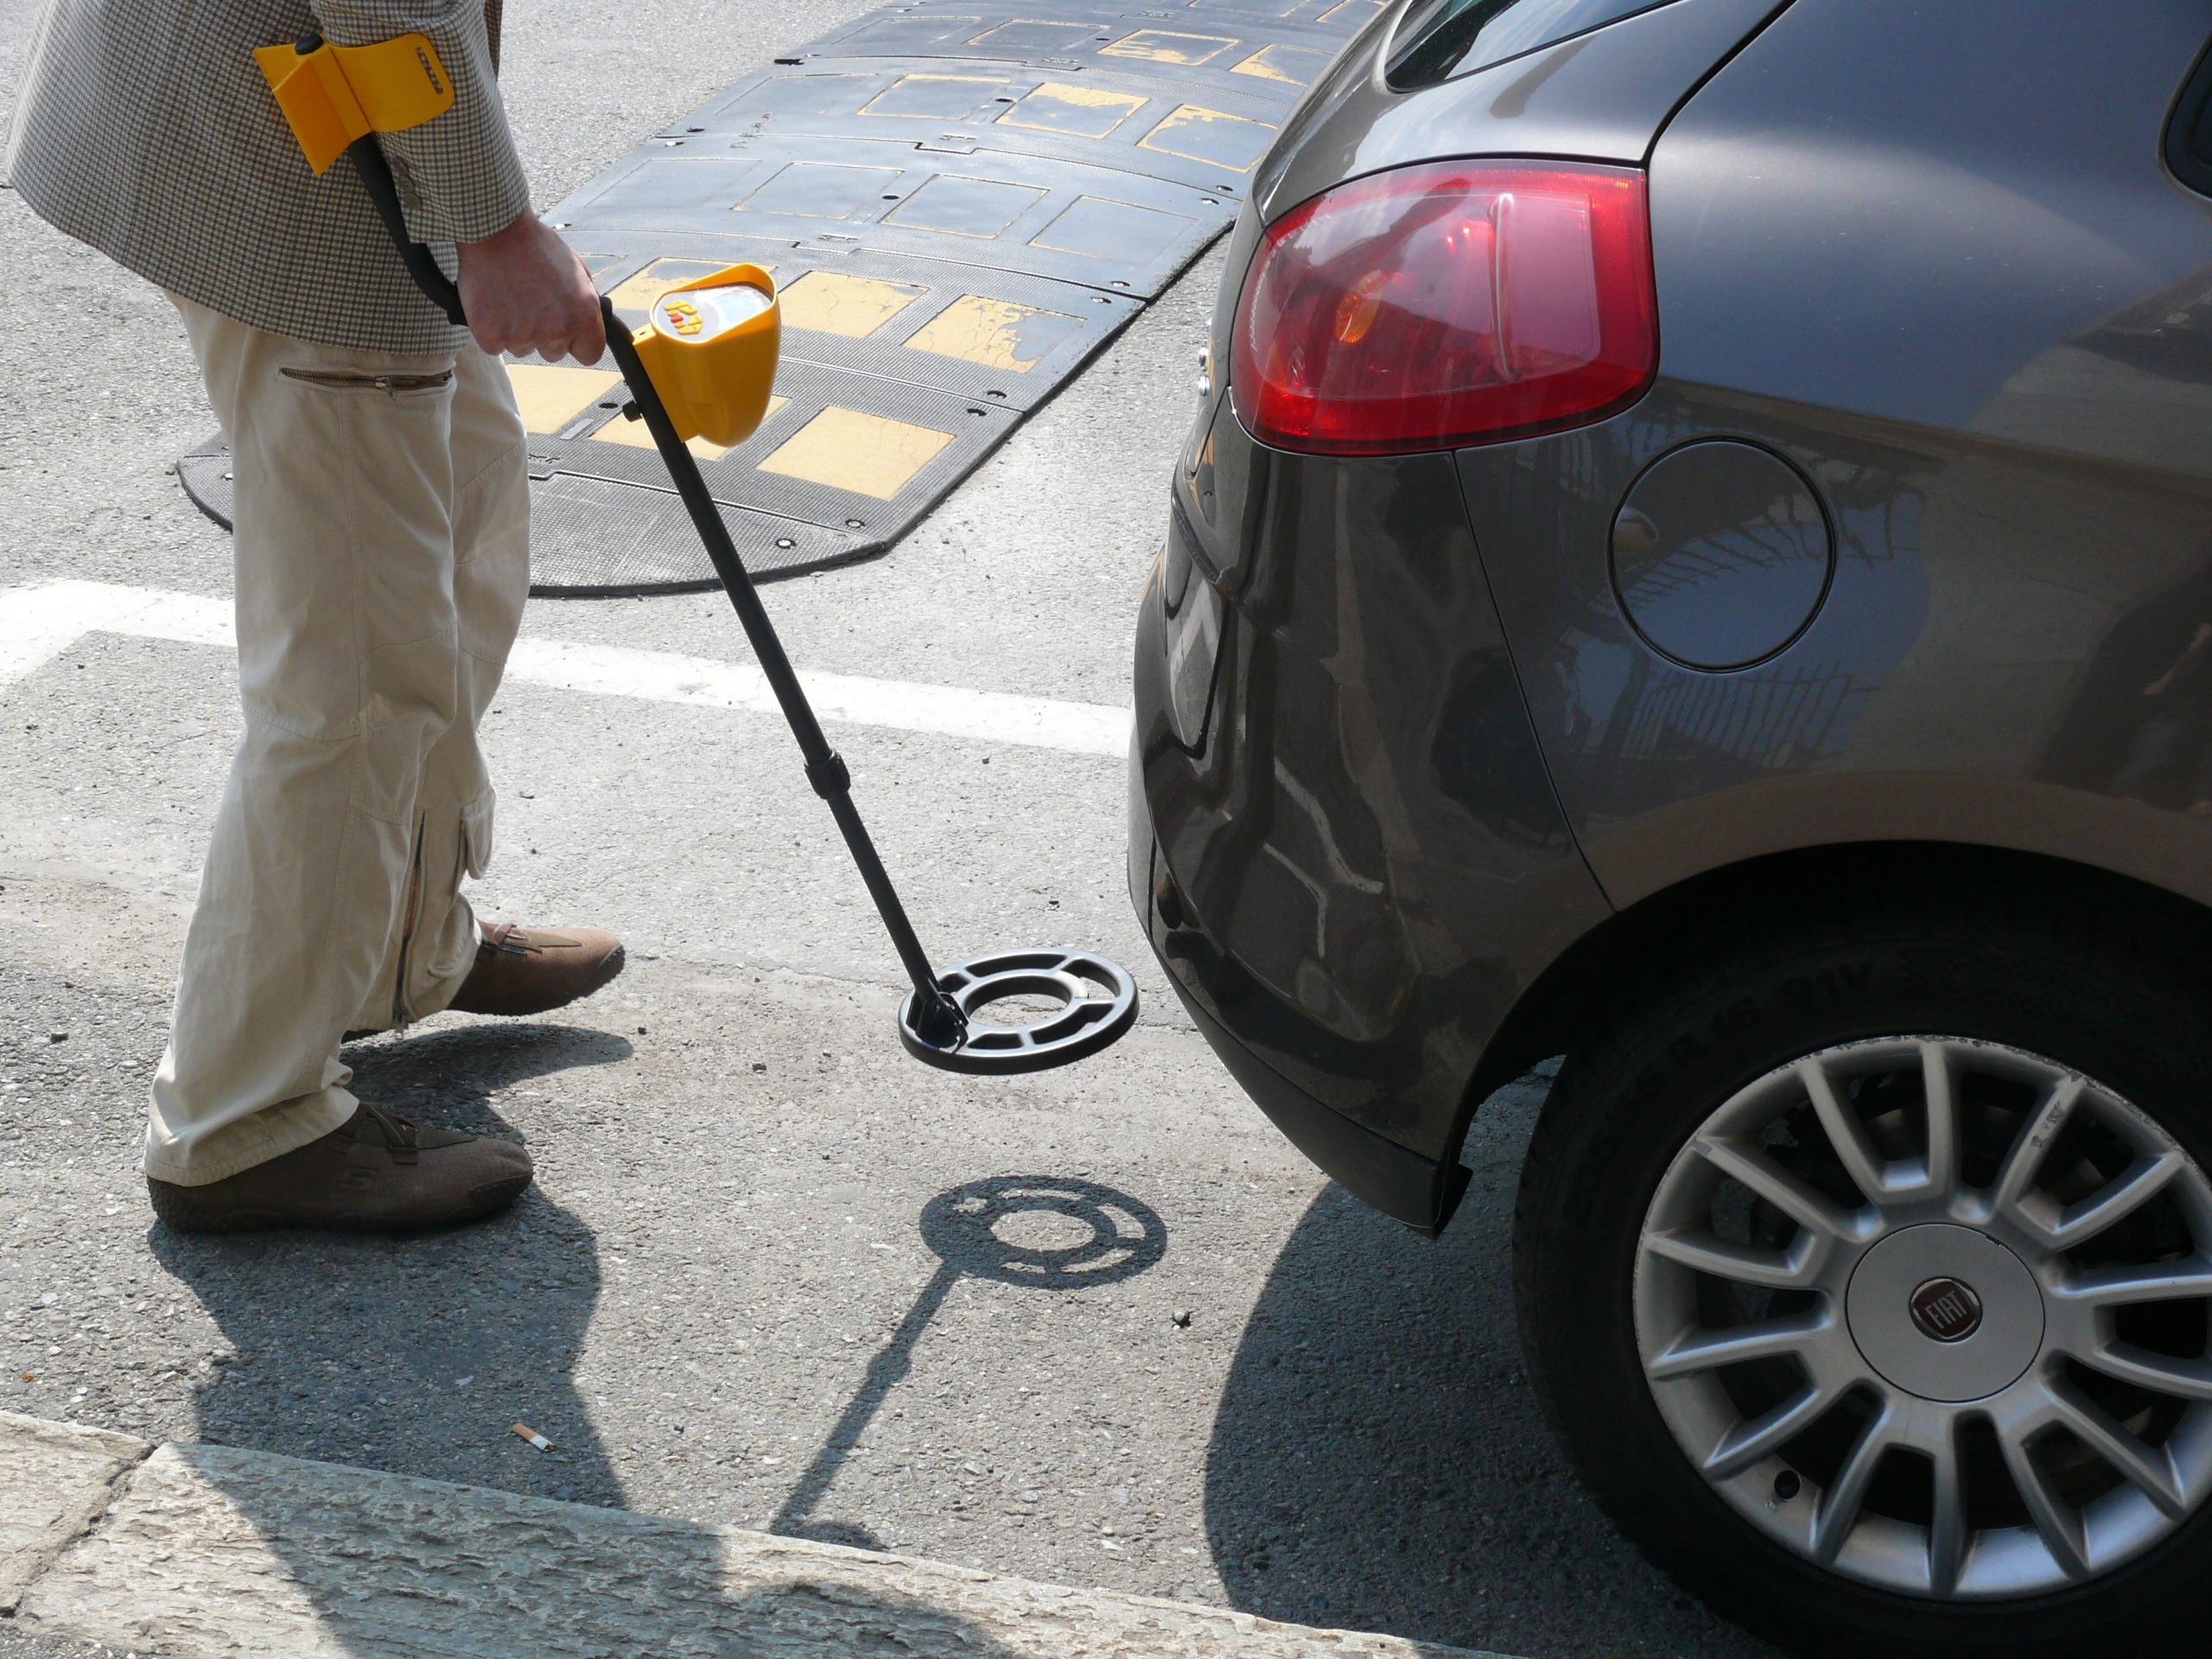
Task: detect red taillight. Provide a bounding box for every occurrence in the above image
[1230,160,1656,455]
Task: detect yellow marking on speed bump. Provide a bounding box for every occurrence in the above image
[777,270,927,338]
[1101,29,1237,67]
[996,80,1147,139]
[1230,43,1330,85]
[1139,105,1275,172]
[605,258,743,315]
[759,407,952,499]
[588,396,788,461]
[505,364,624,435]
[905,296,1077,373]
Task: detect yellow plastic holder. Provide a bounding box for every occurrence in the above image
[629,265,781,449]
[254,33,454,175]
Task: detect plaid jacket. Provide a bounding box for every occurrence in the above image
[5,0,528,353]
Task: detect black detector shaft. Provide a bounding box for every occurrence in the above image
[340,135,1138,1072]
[600,304,971,1051]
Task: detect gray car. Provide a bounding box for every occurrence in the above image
[1128,0,2212,1652]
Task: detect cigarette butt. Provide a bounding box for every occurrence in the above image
[512,1422,553,1452]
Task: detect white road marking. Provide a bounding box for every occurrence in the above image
[0,581,1131,757]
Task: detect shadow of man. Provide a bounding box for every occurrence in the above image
[147,1044,1158,1656]
[149,1021,630,1505]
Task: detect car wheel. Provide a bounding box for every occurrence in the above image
[1513,880,2212,1656]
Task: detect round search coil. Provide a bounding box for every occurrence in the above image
[899,947,1140,1073]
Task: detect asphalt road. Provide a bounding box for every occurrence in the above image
[0,1632,154,1659]
[0,3,1779,1656]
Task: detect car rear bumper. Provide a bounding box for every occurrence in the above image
[1127,426,1611,1232]
[1129,752,1464,1234]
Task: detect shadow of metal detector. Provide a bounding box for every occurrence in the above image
[257,31,1140,1074]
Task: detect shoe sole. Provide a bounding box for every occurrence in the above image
[147,1172,532,1236]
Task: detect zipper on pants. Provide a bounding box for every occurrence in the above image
[391,815,427,1028]
[279,367,454,397]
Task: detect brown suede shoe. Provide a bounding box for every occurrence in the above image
[446,920,626,1018]
[146,1104,531,1235]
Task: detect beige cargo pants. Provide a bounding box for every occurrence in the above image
[145,296,531,1185]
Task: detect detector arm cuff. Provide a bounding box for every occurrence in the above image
[253,34,455,175]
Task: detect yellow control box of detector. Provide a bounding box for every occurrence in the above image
[630,266,780,449]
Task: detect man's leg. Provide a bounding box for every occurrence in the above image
[143,298,529,1228]
[349,341,531,1026]
[343,344,626,1030]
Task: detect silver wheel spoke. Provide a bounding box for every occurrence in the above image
[2080,1341,2212,1402]
[1919,1040,1960,1196]
[2044,1152,2187,1251]
[2053,1253,2212,1309]
[1998,1423,2092,1581]
[1804,1065,1893,1211]
[1990,1075,2085,1217]
[1811,1402,1894,1564]
[1643,1228,1816,1291]
[1702,1382,1837,1480]
[1801,1058,1891,1206]
[1694,1136,1859,1242]
[1927,1421,1968,1596]
[2046,1379,2188,1518]
[1648,1308,1834,1382]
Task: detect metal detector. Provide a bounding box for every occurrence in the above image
[258,34,1141,1074]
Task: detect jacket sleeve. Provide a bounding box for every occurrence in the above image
[308,0,531,244]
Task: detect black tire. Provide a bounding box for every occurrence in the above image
[1513,874,2212,1659]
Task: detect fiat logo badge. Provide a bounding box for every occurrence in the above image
[1910,1277,1984,1344]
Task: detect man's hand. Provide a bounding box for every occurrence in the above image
[454,211,607,364]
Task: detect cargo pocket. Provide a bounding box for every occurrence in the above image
[460,786,497,880]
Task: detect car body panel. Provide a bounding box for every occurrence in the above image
[1471,0,2212,911]
[1135,0,1804,1231]
[1252,0,1787,220]
[1133,443,1611,1230]
[1134,0,2212,1236]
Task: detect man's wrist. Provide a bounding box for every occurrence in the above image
[458,208,538,255]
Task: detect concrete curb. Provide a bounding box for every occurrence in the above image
[0,1414,148,1617]
[0,1413,1512,1659]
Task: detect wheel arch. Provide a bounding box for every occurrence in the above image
[1443,839,2212,1202]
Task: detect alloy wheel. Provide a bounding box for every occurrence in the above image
[1636,1036,2212,1598]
